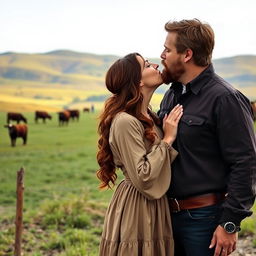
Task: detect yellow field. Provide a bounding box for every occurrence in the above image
[0,101,61,112]
[1,83,255,113]
[0,88,163,112]
[0,84,108,112]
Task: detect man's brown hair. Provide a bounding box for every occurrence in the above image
[165,19,214,66]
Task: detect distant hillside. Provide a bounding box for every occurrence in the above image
[0,50,118,89]
[0,50,256,88]
[213,55,256,87]
[0,51,255,112]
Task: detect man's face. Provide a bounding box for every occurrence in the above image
[160,32,185,84]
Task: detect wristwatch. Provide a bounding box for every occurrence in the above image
[220,222,241,234]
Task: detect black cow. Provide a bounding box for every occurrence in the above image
[7,112,27,124]
[58,111,70,126]
[83,107,90,113]
[4,124,28,147]
[35,111,52,123]
[67,109,80,121]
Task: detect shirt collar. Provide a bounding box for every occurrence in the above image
[187,64,215,95]
[170,64,215,95]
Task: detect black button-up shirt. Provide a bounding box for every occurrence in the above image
[158,64,256,225]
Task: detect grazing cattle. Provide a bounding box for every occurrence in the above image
[58,111,70,126]
[83,107,90,113]
[67,109,80,121]
[251,101,256,121]
[7,112,27,124]
[35,111,52,123]
[4,124,28,147]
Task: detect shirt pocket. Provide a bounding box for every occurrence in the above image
[181,115,205,126]
[178,115,206,145]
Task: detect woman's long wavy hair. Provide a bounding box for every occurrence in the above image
[96,53,160,189]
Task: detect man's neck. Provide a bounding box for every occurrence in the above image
[180,64,209,85]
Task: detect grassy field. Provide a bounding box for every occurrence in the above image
[0,111,114,255]
[0,111,114,210]
[0,111,255,255]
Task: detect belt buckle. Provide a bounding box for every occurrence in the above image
[171,198,181,213]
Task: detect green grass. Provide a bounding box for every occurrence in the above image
[0,112,114,213]
[0,111,114,255]
[0,112,255,255]
[0,193,106,255]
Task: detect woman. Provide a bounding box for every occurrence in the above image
[97,53,183,255]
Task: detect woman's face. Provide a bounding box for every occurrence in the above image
[136,55,163,88]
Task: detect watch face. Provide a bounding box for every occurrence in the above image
[224,222,236,233]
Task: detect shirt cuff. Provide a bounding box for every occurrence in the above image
[219,208,247,226]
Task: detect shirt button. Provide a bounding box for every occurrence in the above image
[189,120,192,123]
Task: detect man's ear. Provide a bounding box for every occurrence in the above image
[184,49,193,63]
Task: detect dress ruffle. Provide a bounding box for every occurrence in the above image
[99,181,174,256]
[99,237,173,256]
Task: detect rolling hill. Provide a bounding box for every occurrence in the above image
[0,50,117,86]
[0,50,255,112]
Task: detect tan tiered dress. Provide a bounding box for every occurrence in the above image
[99,112,177,256]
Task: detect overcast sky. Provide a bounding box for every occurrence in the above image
[1,0,256,59]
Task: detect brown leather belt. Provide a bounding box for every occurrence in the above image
[169,193,227,213]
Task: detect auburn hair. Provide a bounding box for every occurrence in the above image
[96,53,160,189]
[165,19,215,66]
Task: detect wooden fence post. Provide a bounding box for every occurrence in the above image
[14,167,25,256]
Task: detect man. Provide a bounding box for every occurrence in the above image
[158,19,256,256]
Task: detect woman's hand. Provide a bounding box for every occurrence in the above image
[162,104,183,146]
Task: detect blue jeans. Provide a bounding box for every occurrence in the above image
[171,204,222,256]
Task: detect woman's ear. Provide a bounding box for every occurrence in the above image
[184,49,193,63]
[139,80,144,87]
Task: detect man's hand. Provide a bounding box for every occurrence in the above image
[209,225,238,256]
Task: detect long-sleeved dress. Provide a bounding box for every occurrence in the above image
[99,112,177,256]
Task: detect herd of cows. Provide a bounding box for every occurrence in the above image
[2,102,256,147]
[3,108,92,147]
